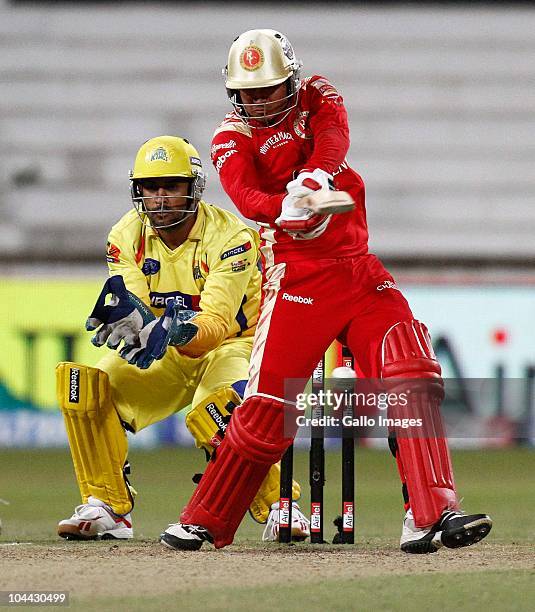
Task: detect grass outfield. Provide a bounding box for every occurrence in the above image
[91,571,535,612]
[1,447,534,610]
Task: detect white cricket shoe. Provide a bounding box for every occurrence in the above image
[400,508,492,554]
[262,501,311,542]
[160,523,214,551]
[58,496,133,540]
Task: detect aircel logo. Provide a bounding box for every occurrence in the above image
[149,291,201,310]
[69,368,80,403]
[282,292,314,305]
[377,280,399,291]
[206,403,228,432]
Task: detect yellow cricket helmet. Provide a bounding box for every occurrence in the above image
[223,29,302,127]
[130,136,206,229]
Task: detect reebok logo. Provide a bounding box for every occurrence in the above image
[214,149,237,172]
[206,403,228,432]
[282,292,314,305]
[69,368,80,403]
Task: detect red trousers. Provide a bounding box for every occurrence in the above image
[245,254,413,400]
[181,254,457,546]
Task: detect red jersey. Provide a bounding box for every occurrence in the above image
[211,75,369,267]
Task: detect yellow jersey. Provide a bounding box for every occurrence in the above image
[105,201,261,357]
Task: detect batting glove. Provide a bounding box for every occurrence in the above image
[276,168,334,234]
[288,168,334,195]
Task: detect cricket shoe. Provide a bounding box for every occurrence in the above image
[262,501,311,542]
[400,508,492,554]
[58,496,133,540]
[160,523,214,551]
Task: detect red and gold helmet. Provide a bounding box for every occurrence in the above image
[223,29,302,127]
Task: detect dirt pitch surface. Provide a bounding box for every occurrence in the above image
[2,541,533,598]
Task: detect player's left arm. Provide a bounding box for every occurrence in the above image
[276,78,353,236]
[176,228,259,359]
[302,76,351,174]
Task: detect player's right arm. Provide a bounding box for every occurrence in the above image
[211,130,283,226]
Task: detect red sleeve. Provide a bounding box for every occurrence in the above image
[301,76,350,175]
[211,131,283,226]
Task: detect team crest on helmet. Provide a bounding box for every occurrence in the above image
[240,45,264,71]
[148,147,170,163]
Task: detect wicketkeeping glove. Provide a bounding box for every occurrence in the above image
[86,275,156,349]
[120,301,199,370]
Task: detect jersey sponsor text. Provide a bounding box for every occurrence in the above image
[221,241,252,260]
[259,131,294,155]
[149,290,201,310]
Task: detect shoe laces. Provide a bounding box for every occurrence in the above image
[72,504,103,519]
[440,509,466,526]
[167,523,208,536]
[184,524,209,536]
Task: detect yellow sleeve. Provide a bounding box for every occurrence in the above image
[106,224,150,307]
[177,228,259,358]
[175,314,226,358]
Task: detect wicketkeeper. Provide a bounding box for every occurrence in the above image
[159,31,492,553]
[56,135,309,541]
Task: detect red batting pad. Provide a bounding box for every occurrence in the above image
[382,320,458,527]
[181,396,293,548]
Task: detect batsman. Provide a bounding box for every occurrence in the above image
[56,135,309,541]
[160,30,493,553]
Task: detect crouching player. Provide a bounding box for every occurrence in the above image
[56,136,309,542]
